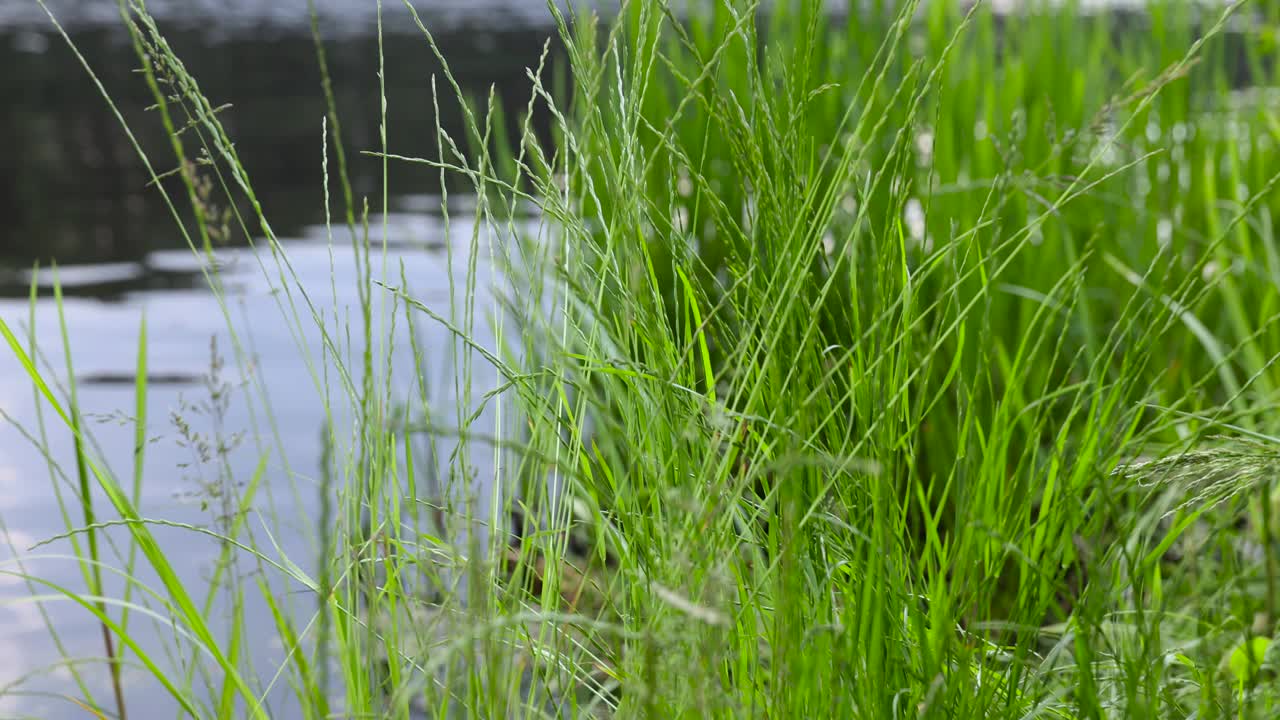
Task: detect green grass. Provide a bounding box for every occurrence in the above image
[5,0,1280,717]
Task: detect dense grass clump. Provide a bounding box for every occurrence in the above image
[5,0,1280,718]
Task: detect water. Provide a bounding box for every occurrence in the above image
[0,17,561,276]
[0,6,559,716]
[0,203,551,717]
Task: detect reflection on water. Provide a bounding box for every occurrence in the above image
[0,8,556,716]
[0,211,533,718]
[0,22,562,290]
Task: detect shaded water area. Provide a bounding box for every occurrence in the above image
[0,16,562,279]
[0,5,560,718]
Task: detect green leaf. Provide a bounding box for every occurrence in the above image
[1225,636,1271,684]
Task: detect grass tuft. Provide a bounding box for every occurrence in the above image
[6,0,1280,718]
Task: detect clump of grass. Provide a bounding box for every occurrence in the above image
[4,0,1280,718]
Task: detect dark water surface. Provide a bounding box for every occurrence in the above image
[1,4,557,717]
[0,14,563,280]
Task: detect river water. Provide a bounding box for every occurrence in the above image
[0,218,532,718]
[0,4,559,717]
